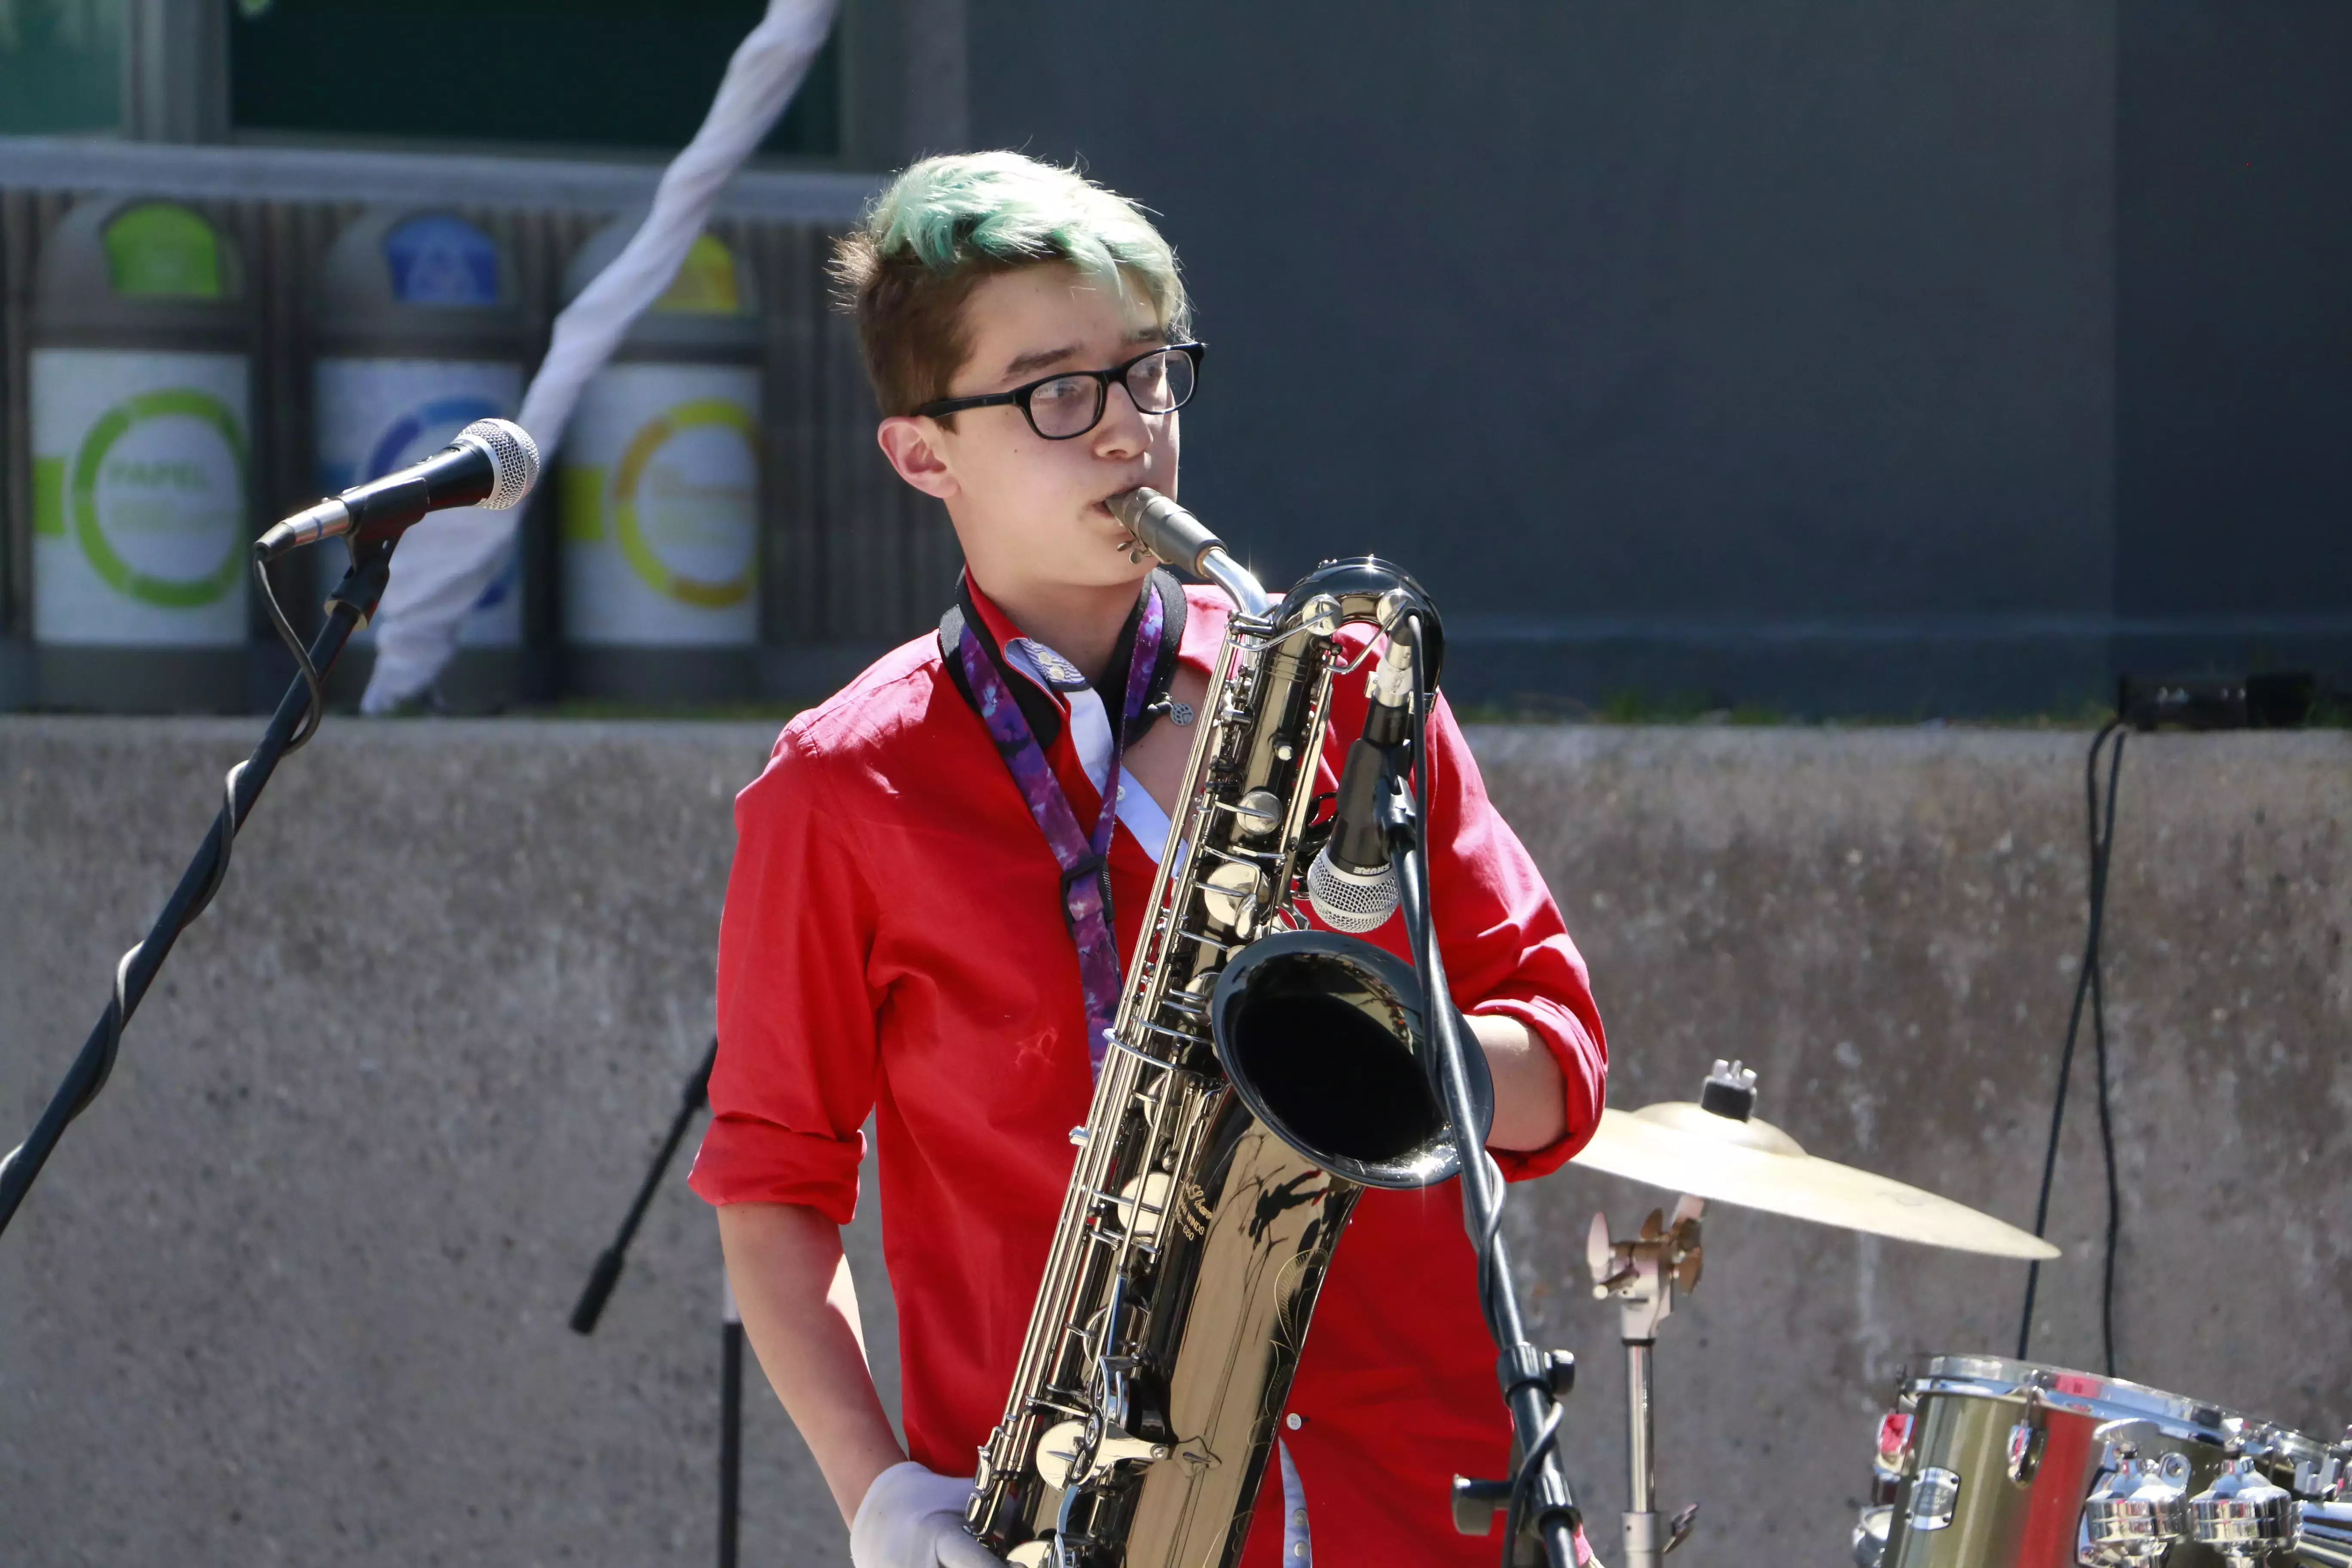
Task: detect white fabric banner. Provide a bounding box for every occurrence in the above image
[359,0,840,712]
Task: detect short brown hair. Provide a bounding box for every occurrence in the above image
[833,152,1190,419]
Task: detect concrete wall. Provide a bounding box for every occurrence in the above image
[3,717,2347,1567]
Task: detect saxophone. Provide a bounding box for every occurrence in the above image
[966,490,1466,1568]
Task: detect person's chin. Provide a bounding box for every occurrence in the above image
[1042,539,1152,588]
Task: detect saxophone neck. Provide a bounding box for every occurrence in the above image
[1197,548,1277,620]
[1111,486,1276,619]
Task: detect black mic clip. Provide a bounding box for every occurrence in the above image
[1374,769,1419,846]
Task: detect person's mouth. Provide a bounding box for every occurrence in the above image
[1094,480,1152,517]
[1093,490,1148,554]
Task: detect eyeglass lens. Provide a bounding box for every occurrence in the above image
[1027,347,1195,438]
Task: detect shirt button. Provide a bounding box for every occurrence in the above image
[1284,1412,1304,1431]
[1291,1508,1308,1525]
[1291,1544,1309,1559]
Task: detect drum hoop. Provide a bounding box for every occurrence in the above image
[1904,1354,2232,1437]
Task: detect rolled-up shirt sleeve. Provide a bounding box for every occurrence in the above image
[688,728,880,1225]
[1420,695,1608,1182]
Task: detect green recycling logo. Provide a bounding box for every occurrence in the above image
[612,398,758,608]
[72,387,247,609]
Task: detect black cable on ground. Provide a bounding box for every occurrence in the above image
[2017,720,2128,1373]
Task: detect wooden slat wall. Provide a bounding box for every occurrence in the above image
[0,184,954,689]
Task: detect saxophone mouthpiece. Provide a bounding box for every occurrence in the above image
[1110,488,1224,576]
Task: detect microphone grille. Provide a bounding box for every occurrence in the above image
[460,418,541,511]
[1305,848,1400,934]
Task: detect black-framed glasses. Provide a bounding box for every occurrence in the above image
[915,342,1204,440]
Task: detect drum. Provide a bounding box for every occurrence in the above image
[1854,1355,2333,1568]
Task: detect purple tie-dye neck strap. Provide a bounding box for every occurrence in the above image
[956,583,1167,1076]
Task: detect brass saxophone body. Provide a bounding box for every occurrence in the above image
[968,506,1462,1568]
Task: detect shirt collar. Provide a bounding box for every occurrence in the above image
[940,568,1188,750]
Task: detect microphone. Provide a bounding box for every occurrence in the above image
[1306,632,1418,934]
[257,417,539,560]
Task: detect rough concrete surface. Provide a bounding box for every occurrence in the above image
[3,719,2347,1568]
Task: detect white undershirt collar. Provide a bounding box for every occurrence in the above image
[1002,638,1173,865]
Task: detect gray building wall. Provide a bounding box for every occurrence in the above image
[4,717,2348,1566]
[2113,2,2352,679]
[965,1,2350,717]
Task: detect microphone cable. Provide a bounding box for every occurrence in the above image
[2016,718,2128,1376]
[0,546,334,1233]
[1391,612,1578,1568]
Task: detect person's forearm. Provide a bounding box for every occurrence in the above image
[1471,1011,1568,1150]
[718,1202,909,1524]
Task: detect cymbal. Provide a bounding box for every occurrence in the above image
[1571,1100,2061,1260]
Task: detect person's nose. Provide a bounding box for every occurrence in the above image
[1090,379,1154,461]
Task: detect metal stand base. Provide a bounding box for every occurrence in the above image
[1587,1198,1706,1568]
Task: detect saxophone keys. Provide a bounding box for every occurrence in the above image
[1199,860,1262,935]
[1116,1171,1176,1243]
[1033,1419,1090,1490]
[1231,787,1284,840]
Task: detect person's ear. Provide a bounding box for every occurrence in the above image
[877,416,960,500]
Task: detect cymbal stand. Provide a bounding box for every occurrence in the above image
[1586,1197,1706,1568]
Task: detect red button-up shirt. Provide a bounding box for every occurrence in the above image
[691,577,1607,1566]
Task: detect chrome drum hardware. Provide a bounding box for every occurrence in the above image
[2189,1457,2300,1562]
[2082,1447,2192,1564]
[1851,1357,2338,1568]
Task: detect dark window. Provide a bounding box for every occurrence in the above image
[0,0,123,135]
[229,0,839,158]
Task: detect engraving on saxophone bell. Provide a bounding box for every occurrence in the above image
[1175,1181,1214,1240]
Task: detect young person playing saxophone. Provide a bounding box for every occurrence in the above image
[689,151,1608,1568]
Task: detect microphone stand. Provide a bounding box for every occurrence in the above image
[569,1040,744,1568]
[0,541,392,1238]
[1383,619,1586,1568]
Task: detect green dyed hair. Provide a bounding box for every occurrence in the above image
[833,151,1191,418]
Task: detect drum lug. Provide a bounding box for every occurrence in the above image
[2008,1418,2048,1483]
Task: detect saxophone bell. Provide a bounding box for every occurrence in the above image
[1211,928,1491,1191]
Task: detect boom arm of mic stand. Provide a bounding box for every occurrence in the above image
[0,543,393,1240]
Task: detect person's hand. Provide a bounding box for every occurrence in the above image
[849,1461,1005,1568]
